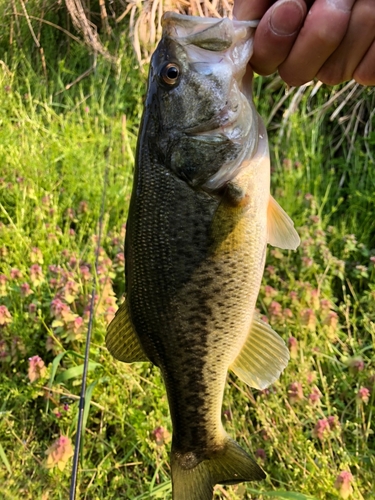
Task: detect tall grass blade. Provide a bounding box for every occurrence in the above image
[0,442,12,475]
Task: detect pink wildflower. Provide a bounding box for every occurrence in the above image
[323,311,338,331]
[264,285,278,298]
[334,471,354,499]
[68,256,78,268]
[310,289,320,310]
[0,305,12,326]
[104,306,116,325]
[288,337,298,359]
[288,382,304,404]
[10,268,22,280]
[30,264,44,286]
[0,275,7,297]
[223,409,232,421]
[20,282,33,297]
[307,372,317,384]
[270,248,283,259]
[357,387,370,405]
[79,200,88,213]
[151,426,171,446]
[66,316,85,342]
[30,247,44,264]
[79,265,91,281]
[45,436,74,471]
[320,298,332,311]
[268,301,283,320]
[49,265,63,275]
[348,356,365,372]
[46,336,59,353]
[62,280,79,304]
[41,195,51,206]
[312,419,330,440]
[0,339,9,362]
[265,265,276,276]
[255,448,266,462]
[65,208,75,220]
[28,303,37,315]
[302,256,313,267]
[283,308,293,319]
[114,252,125,268]
[327,415,340,431]
[51,297,66,318]
[300,308,316,331]
[28,355,47,382]
[308,387,322,405]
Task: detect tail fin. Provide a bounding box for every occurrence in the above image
[171,438,265,500]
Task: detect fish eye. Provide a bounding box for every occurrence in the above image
[160,63,180,86]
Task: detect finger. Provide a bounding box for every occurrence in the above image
[233,0,274,21]
[354,41,375,86]
[317,0,375,85]
[278,0,356,86]
[250,0,308,76]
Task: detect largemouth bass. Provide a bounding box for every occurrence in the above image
[106,12,300,500]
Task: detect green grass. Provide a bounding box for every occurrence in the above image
[1,6,375,499]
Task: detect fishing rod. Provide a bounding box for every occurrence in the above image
[69,142,110,500]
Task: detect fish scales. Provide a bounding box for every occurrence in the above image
[106,12,300,500]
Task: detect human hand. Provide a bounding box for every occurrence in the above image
[233,0,375,86]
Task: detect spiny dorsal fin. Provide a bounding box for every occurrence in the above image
[106,299,149,363]
[230,317,290,390]
[267,195,300,250]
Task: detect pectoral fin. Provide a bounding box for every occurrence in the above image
[267,195,300,250]
[230,317,290,390]
[106,299,149,363]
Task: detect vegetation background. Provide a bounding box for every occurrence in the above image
[0,1,374,499]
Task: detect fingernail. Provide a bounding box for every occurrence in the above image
[326,0,354,13]
[270,0,305,36]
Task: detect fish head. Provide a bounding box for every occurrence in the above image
[143,13,259,191]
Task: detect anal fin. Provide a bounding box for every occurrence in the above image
[267,195,300,250]
[106,299,149,363]
[230,317,290,390]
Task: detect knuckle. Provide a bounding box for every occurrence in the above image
[359,1,375,27]
[353,45,375,86]
[279,69,308,87]
[353,66,375,86]
[317,67,345,87]
[312,24,345,48]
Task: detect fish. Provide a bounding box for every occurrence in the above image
[106,12,300,500]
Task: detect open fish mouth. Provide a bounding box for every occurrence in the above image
[162,12,259,44]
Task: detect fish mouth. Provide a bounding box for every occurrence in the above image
[185,104,240,136]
